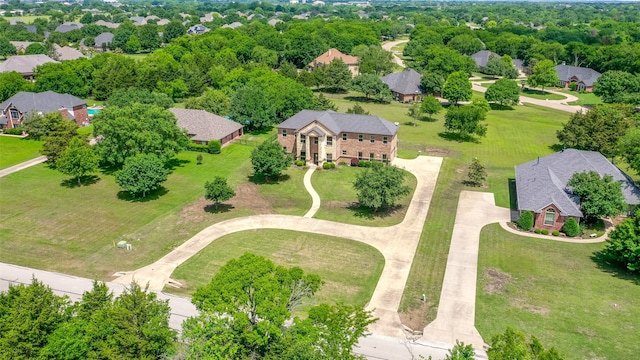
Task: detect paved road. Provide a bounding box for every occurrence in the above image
[382,39,408,68]
[421,191,510,349]
[0,155,47,178]
[112,156,443,338]
[471,82,586,114]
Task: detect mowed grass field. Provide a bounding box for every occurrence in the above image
[0,136,43,169]
[0,133,311,279]
[477,224,640,360]
[323,91,572,328]
[169,229,385,310]
[311,166,417,226]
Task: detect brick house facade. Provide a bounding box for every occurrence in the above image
[277,110,398,165]
[0,91,89,129]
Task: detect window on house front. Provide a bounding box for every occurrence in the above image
[300,135,306,143]
[314,137,318,144]
[544,208,556,226]
[327,136,332,145]
[10,110,19,119]
[369,153,374,161]
[342,150,347,156]
[342,133,347,141]
[282,129,287,137]
[358,152,363,160]
[383,136,388,144]
[382,154,388,163]
[300,151,306,161]
[370,135,375,143]
[327,153,332,163]
[358,134,363,142]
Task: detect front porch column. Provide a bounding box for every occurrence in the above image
[305,136,310,163]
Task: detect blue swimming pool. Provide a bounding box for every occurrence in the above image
[88,109,101,115]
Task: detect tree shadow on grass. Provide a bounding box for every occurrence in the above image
[347,202,402,220]
[489,103,515,111]
[344,96,383,103]
[204,203,234,214]
[549,144,565,152]
[60,175,100,188]
[438,132,480,143]
[508,178,518,211]
[165,158,190,171]
[248,173,291,185]
[419,116,438,123]
[116,186,169,202]
[591,251,640,286]
[246,128,272,136]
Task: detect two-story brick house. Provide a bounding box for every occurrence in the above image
[277,110,398,165]
[0,91,89,129]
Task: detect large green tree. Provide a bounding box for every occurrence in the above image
[163,21,186,44]
[93,104,189,168]
[527,59,559,92]
[0,71,31,102]
[442,71,472,105]
[599,211,640,274]
[444,102,489,138]
[106,87,173,109]
[323,58,353,93]
[204,177,236,208]
[185,253,373,359]
[421,96,443,120]
[568,171,626,220]
[184,89,231,116]
[229,85,276,130]
[618,128,640,176]
[250,140,292,180]
[115,153,168,198]
[487,327,564,360]
[353,44,394,76]
[420,72,445,96]
[556,104,635,156]
[92,55,138,100]
[353,162,411,211]
[350,73,392,103]
[0,37,17,58]
[41,115,79,164]
[56,137,99,185]
[593,70,640,104]
[485,78,520,106]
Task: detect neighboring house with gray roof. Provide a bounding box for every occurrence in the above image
[26,25,37,33]
[95,32,114,50]
[0,91,89,129]
[471,50,499,69]
[382,68,422,102]
[277,110,399,165]
[169,108,243,146]
[0,54,58,80]
[221,21,243,29]
[555,63,601,92]
[55,22,83,33]
[95,20,119,29]
[515,149,640,231]
[187,24,209,35]
[53,44,84,61]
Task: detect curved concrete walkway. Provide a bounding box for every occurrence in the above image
[420,191,510,349]
[0,156,47,178]
[499,221,609,243]
[113,156,443,337]
[303,164,321,218]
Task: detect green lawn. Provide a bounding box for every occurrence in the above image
[477,224,640,360]
[169,229,385,311]
[521,88,567,101]
[0,131,311,279]
[1,15,50,23]
[121,53,151,60]
[559,90,603,107]
[311,166,417,226]
[0,136,43,169]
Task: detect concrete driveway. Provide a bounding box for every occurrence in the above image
[113,156,443,338]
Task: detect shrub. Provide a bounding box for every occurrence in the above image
[351,158,359,167]
[534,228,541,234]
[323,162,333,169]
[517,211,534,231]
[552,230,560,236]
[541,229,549,235]
[339,161,347,165]
[3,128,23,135]
[188,142,209,153]
[358,161,373,168]
[295,159,305,167]
[207,140,221,154]
[562,218,580,237]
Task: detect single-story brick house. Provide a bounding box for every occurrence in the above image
[0,91,89,129]
[555,63,601,92]
[308,48,360,77]
[277,110,398,165]
[515,149,640,231]
[382,68,422,102]
[169,108,243,146]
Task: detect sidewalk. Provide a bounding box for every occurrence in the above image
[0,156,47,178]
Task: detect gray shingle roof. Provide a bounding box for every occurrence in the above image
[0,91,86,115]
[169,108,243,142]
[515,149,640,217]
[55,22,83,33]
[471,50,500,68]
[555,65,601,86]
[95,32,114,47]
[382,68,422,96]
[0,54,58,76]
[277,110,398,136]
[53,44,84,61]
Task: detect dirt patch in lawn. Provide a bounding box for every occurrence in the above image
[400,300,434,331]
[229,183,273,214]
[323,200,352,208]
[510,297,550,316]
[424,147,455,157]
[483,268,511,294]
